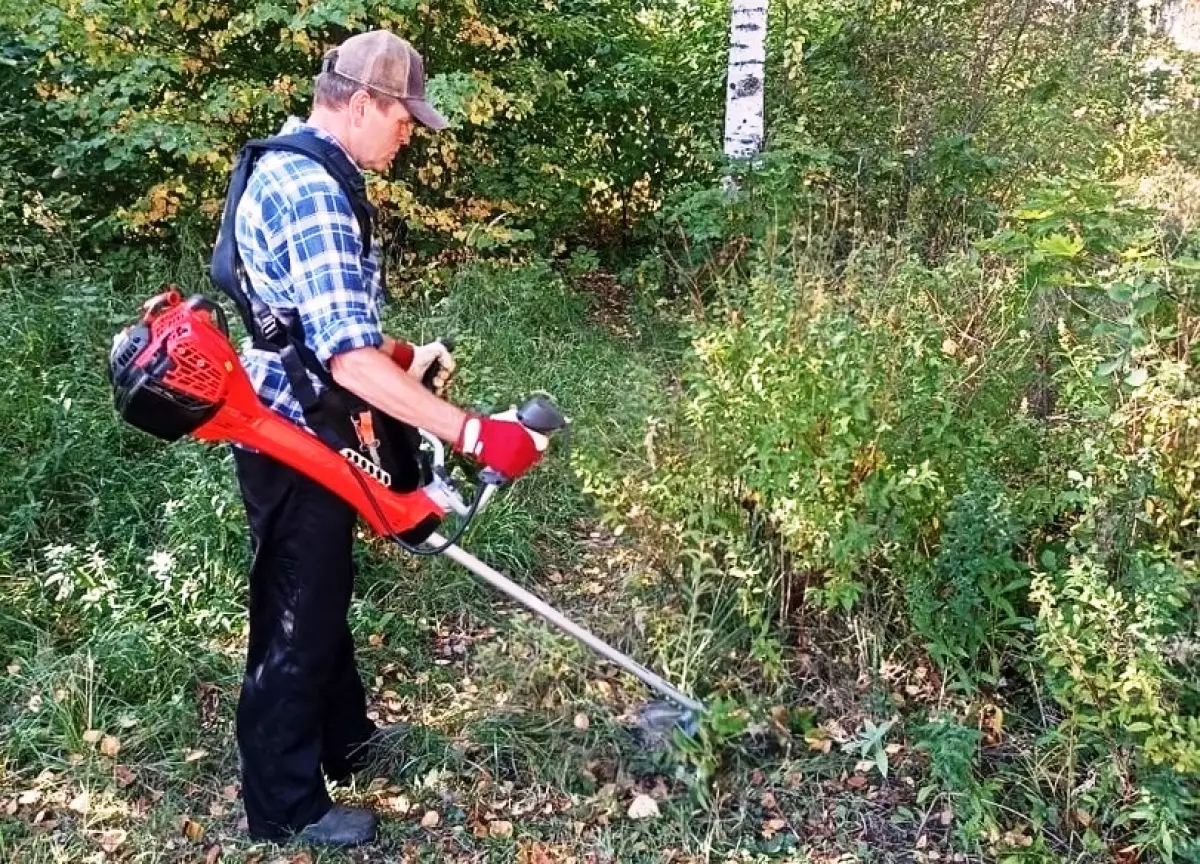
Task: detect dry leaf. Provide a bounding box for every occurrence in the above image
[220,783,240,801]
[184,749,208,763]
[489,819,514,838]
[386,795,410,814]
[7,664,20,675]
[209,801,227,817]
[98,828,127,852]
[854,759,875,774]
[114,765,136,788]
[182,817,205,842]
[4,799,16,815]
[805,730,832,753]
[100,735,121,758]
[420,810,440,828]
[847,774,868,790]
[573,713,590,731]
[627,794,659,820]
[69,791,89,813]
[205,844,222,864]
[82,729,103,744]
[18,789,41,805]
[368,634,384,647]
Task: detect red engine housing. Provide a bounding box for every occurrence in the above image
[109,290,445,538]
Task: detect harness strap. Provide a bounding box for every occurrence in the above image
[209,131,377,451]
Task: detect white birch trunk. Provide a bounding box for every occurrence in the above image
[723,0,769,159]
[1161,0,1200,51]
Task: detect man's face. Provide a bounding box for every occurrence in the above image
[350,93,415,172]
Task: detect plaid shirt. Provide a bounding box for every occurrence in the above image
[235,117,384,427]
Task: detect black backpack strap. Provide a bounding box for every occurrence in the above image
[208,132,379,451]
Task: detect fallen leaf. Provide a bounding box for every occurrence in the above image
[385,795,410,814]
[18,789,41,805]
[184,749,208,763]
[182,817,205,842]
[209,801,227,817]
[761,817,787,837]
[99,829,127,853]
[100,735,121,758]
[846,774,869,790]
[82,729,103,744]
[627,794,659,820]
[573,713,590,731]
[368,634,384,647]
[205,844,222,864]
[420,810,440,828]
[1074,808,1092,828]
[805,730,832,753]
[854,759,875,774]
[4,799,16,815]
[114,765,136,787]
[69,791,89,813]
[489,819,514,838]
[6,663,20,675]
[220,783,240,801]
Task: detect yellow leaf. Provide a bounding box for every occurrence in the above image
[182,816,205,842]
[627,794,659,820]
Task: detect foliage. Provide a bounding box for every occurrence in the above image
[0,0,725,253]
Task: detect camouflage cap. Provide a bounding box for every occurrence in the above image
[322,30,448,131]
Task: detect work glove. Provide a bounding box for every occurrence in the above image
[454,409,548,481]
[390,339,455,395]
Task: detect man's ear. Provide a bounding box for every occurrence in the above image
[347,89,371,126]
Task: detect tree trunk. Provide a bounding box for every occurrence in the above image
[723,0,769,159]
[1161,0,1200,51]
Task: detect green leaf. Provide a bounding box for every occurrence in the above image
[1035,233,1085,258]
[1125,367,1148,388]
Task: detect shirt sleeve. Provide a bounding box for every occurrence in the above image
[276,170,383,366]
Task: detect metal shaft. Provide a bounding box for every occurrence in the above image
[429,533,706,715]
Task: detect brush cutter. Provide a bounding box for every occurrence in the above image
[107,289,704,742]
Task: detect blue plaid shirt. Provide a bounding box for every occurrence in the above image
[235,117,384,427]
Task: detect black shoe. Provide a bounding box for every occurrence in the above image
[296,805,378,848]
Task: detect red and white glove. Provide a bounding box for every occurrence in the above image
[454,409,548,481]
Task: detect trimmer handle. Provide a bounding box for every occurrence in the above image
[422,336,455,392]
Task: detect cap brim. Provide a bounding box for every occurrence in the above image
[405,98,449,131]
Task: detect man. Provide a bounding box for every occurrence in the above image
[225,30,544,847]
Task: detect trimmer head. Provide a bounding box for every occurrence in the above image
[633,700,701,748]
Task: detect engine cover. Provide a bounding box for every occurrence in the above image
[108,291,233,441]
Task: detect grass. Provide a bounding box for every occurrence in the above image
[3,219,1197,862]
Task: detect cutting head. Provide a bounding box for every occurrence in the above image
[632,700,701,749]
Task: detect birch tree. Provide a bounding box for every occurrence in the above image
[723,0,769,160]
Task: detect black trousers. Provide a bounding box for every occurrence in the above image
[232,446,376,840]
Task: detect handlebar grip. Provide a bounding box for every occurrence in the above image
[422,336,455,392]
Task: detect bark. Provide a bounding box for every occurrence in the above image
[723,0,769,159]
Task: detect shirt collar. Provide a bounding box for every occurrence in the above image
[279,116,361,171]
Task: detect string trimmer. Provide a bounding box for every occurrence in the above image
[107,289,704,743]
